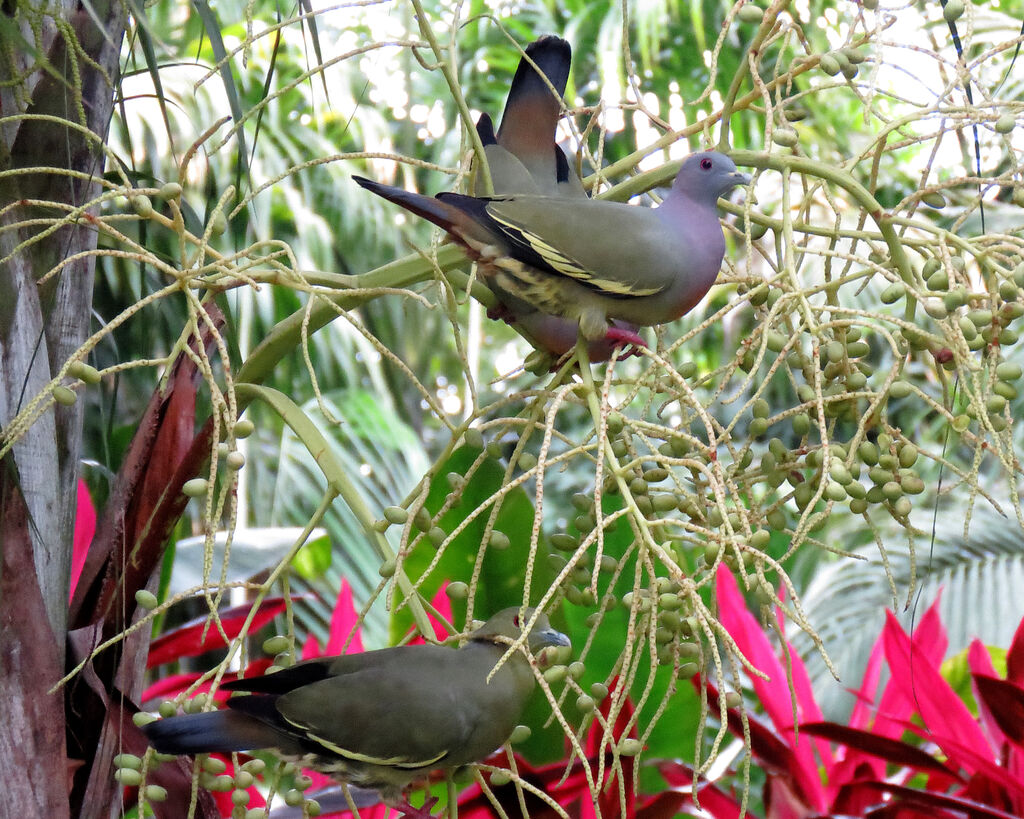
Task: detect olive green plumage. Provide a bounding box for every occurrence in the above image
[473,36,640,359]
[353,34,749,346]
[142,608,569,803]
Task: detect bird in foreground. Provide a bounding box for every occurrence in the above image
[473,35,641,360]
[355,71,748,346]
[142,608,570,812]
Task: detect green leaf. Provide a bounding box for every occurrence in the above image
[292,532,332,580]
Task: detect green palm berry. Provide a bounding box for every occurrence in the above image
[819,54,841,75]
[994,381,1018,400]
[996,362,1023,380]
[987,394,1007,413]
[773,128,799,147]
[943,0,964,23]
[889,380,912,399]
[994,113,1015,134]
[969,309,992,327]
[738,4,765,23]
[881,283,905,304]
[143,785,168,802]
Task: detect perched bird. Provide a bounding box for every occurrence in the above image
[474,36,640,360]
[355,37,748,348]
[142,608,569,808]
[354,151,748,346]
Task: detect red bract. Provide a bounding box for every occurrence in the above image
[147,597,293,668]
[69,478,96,601]
[453,680,658,819]
[302,580,364,658]
[443,682,695,819]
[686,564,1024,818]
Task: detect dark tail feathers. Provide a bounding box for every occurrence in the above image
[352,175,463,234]
[476,112,497,146]
[142,709,281,755]
[504,36,571,118]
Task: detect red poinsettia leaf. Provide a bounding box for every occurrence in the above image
[573,701,637,819]
[800,722,960,779]
[141,659,275,706]
[69,478,97,601]
[1007,617,1024,686]
[656,759,693,787]
[872,598,946,742]
[715,568,806,732]
[833,777,894,815]
[430,582,453,633]
[864,803,963,819]
[848,627,887,732]
[585,677,636,758]
[141,672,203,704]
[899,726,1024,800]
[962,770,1024,816]
[881,610,993,766]
[765,776,819,819]
[304,580,364,659]
[404,584,459,646]
[147,597,292,667]
[837,632,891,783]
[782,624,834,771]
[969,643,1010,751]
[711,570,828,809]
[456,753,597,819]
[654,749,742,817]
[635,791,689,819]
[861,781,1022,819]
[323,579,364,655]
[969,640,1000,679]
[973,674,1024,750]
[699,677,804,780]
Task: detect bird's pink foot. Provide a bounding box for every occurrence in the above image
[397,795,439,819]
[604,326,648,354]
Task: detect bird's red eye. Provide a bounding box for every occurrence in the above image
[700,157,713,170]
[513,615,521,628]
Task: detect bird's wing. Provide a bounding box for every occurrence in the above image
[482,197,676,298]
[273,645,482,767]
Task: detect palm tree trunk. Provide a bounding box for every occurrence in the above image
[0,1,126,814]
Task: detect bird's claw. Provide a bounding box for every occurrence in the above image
[604,326,648,356]
[397,795,440,819]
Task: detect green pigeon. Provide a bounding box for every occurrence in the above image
[142,608,570,808]
[354,151,747,347]
[353,34,749,347]
[474,35,642,359]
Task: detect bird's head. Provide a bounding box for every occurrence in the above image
[671,151,750,202]
[469,607,571,660]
